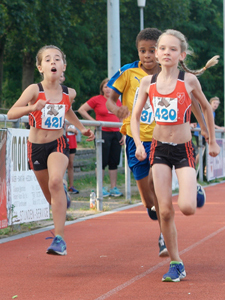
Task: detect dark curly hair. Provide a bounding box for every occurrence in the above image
[136,28,162,49]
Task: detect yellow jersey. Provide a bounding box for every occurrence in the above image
[108,61,155,141]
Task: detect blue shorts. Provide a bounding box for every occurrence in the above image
[126,135,151,180]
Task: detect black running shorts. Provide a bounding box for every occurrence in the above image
[27,135,69,171]
[149,139,196,169]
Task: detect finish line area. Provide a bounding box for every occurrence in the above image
[0,183,225,300]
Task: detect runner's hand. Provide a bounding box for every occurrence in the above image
[81,128,95,141]
[208,141,220,157]
[117,106,130,119]
[135,144,147,161]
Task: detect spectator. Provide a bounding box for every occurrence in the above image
[78,78,124,197]
[65,123,79,194]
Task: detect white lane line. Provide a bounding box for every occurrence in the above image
[94,226,225,300]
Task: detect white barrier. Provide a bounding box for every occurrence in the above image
[206,138,225,181]
[6,128,49,225]
[0,130,7,228]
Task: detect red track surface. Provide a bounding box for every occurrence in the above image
[1,183,225,300]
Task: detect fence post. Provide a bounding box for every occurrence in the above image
[124,145,131,202]
[199,133,203,182]
[12,119,20,128]
[95,125,103,211]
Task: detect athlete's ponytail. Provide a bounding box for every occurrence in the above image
[179,55,220,76]
[157,29,219,76]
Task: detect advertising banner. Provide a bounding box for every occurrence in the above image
[0,130,7,229]
[6,129,49,225]
[206,138,225,181]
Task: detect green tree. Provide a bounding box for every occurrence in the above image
[0,0,27,106]
[180,0,223,125]
[2,0,70,108]
[1,0,224,128]
[62,0,108,110]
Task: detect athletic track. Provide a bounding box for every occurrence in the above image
[1,182,225,300]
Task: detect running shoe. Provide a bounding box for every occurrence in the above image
[147,206,157,220]
[103,187,110,198]
[69,186,79,194]
[46,235,67,255]
[158,233,169,257]
[63,183,71,208]
[162,261,186,282]
[109,187,123,197]
[197,183,206,208]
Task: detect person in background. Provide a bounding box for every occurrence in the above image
[106,28,168,257]
[7,45,95,256]
[65,123,79,194]
[193,96,224,166]
[59,72,66,85]
[78,78,124,197]
[209,96,225,131]
[60,72,79,194]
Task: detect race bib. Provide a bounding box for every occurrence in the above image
[41,104,65,129]
[133,88,154,125]
[153,96,177,123]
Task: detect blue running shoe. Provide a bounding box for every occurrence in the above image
[69,186,79,194]
[63,183,71,209]
[109,187,123,197]
[197,183,206,208]
[147,206,157,220]
[162,262,186,282]
[103,187,110,198]
[46,235,67,255]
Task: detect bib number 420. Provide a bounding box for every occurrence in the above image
[154,107,177,122]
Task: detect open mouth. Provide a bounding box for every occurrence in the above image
[51,67,57,72]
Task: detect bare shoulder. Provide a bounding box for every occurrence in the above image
[21,84,39,104]
[184,72,199,85]
[184,72,201,94]
[141,75,152,84]
[26,83,39,93]
[68,87,77,103]
[140,75,153,93]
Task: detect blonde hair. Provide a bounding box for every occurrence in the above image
[36,45,67,68]
[157,29,219,76]
[99,78,109,95]
[210,96,220,104]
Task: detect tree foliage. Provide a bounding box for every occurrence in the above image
[1,0,224,124]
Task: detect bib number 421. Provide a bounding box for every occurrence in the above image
[44,116,63,128]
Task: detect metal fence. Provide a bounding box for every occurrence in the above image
[0,114,125,211]
[1,114,224,211]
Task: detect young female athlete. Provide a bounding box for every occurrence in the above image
[7,45,95,255]
[131,29,220,282]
